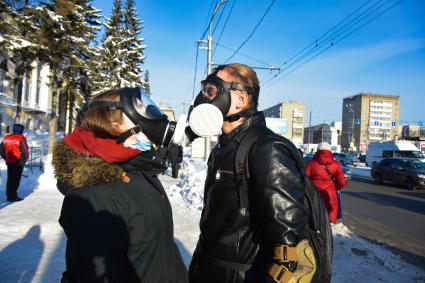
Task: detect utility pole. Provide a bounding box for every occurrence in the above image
[308,111,312,144]
[201,0,227,161]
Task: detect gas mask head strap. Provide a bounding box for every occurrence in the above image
[224,108,257,122]
[115,125,143,144]
[88,100,122,111]
[88,99,133,144]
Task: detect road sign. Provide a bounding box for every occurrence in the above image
[355,117,361,125]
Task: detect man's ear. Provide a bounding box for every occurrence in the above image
[236,91,250,109]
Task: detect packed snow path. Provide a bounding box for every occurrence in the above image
[0,156,424,282]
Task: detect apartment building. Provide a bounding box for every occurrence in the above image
[263,101,304,144]
[341,93,400,152]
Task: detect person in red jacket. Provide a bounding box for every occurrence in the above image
[305,142,346,224]
[0,124,29,202]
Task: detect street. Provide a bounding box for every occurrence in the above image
[341,174,425,269]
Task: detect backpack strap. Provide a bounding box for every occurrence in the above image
[235,127,263,209]
[321,164,339,190]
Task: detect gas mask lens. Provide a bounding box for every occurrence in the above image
[201,80,220,101]
[133,90,164,119]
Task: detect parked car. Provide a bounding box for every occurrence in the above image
[371,158,425,190]
[333,152,358,166]
[303,153,352,182]
[366,141,424,167]
[358,154,366,164]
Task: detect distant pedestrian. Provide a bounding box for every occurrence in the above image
[0,124,29,202]
[305,142,346,223]
[168,144,183,178]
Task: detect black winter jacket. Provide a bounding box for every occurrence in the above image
[189,112,309,283]
[53,141,188,283]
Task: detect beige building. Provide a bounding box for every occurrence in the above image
[342,93,400,152]
[263,101,304,144]
[0,55,50,134]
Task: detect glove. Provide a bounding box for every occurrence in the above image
[268,240,316,283]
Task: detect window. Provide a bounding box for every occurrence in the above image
[379,159,391,166]
[396,151,424,158]
[391,159,401,169]
[382,150,393,158]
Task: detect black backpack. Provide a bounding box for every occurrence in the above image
[235,127,333,283]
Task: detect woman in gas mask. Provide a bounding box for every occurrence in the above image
[52,88,188,283]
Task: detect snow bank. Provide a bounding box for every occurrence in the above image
[167,158,207,211]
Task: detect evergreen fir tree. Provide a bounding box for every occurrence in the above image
[144,69,151,96]
[98,0,129,89]
[123,0,146,88]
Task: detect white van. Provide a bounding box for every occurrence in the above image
[366,141,424,166]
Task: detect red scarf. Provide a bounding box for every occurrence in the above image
[63,128,140,163]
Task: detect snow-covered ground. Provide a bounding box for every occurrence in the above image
[0,133,424,282]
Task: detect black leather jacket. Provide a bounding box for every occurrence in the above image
[189,112,309,283]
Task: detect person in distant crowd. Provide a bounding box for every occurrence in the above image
[168,143,183,178]
[0,123,29,202]
[52,88,188,283]
[305,142,346,224]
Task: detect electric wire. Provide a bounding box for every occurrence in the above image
[199,0,219,40]
[191,45,200,100]
[215,42,271,66]
[261,0,383,85]
[262,0,404,91]
[212,0,229,36]
[223,0,276,63]
[263,0,403,88]
[212,0,237,57]
[191,0,220,103]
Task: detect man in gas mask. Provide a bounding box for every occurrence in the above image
[188,64,315,283]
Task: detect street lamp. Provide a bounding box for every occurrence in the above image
[345,103,355,151]
[204,0,227,160]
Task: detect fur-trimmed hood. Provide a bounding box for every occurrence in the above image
[53,140,124,189]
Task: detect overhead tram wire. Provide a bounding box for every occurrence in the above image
[212,0,229,36]
[199,0,219,40]
[191,46,200,100]
[261,0,398,87]
[213,0,238,57]
[262,0,404,91]
[187,0,220,103]
[223,0,276,64]
[215,42,272,67]
[262,0,394,87]
[260,0,383,85]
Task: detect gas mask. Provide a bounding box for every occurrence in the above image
[187,73,258,138]
[89,87,186,148]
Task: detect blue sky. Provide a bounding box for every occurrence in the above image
[92,0,425,126]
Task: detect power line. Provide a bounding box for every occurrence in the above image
[215,42,272,66]
[262,0,403,90]
[223,0,276,64]
[212,0,237,56]
[191,44,200,100]
[212,0,229,36]
[261,0,386,86]
[199,0,219,40]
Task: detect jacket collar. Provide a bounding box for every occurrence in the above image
[219,111,265,146]
[52,140,166,189]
